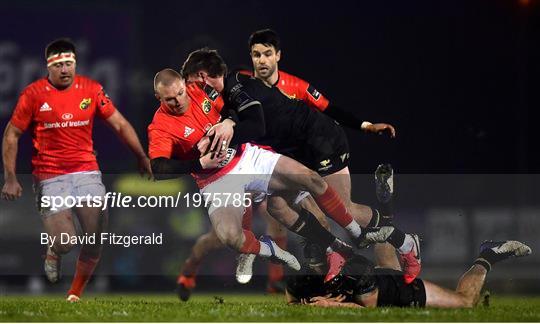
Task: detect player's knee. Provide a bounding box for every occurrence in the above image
[462,297,475,308]
[200,232,223,249]
[456,293,475,308]
[303,170,326,194]
[52,242,75,255]
[216,226,243,250]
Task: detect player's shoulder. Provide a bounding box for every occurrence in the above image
[238,69,253,77]
[149,106,174,131]
[278,70,308,85]
[74,75,103,91]
[187,82,219,102]
[21,77,51,97]
[229,70,257,83]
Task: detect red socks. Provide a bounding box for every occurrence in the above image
[239,230,261,254]
[67,250,100,297]
[241,205,253,230]
[314,186,354,227]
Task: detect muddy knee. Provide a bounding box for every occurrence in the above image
[215,226,244,250]
[52,242,75,255]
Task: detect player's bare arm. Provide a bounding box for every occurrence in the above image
[1,122,24,201]
[104,110,153,178]
[361,122,396,138]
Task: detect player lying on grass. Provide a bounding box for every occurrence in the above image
[148,69,392,283]
[286,240,532,308]
[181,48,420,283]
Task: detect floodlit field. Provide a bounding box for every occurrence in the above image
[1,294,539,322]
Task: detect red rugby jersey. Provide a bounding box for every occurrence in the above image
[9,75,116,179]
[240,70,330,112]
[148,82,242,188]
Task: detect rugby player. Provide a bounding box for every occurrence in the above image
[180,48,420,284]
[286,240,532,308]
[1,38,152,302]
[244,29,400,285]
[148,69,387,290]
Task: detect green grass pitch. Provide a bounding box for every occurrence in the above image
[1,294,540,322]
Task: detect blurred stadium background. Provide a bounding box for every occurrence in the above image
[0,0,539,296]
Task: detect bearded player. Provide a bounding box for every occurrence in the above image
[242,29,401,287]
[1,38,152,302]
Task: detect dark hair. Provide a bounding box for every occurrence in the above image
[286,274,326,300]
[180,47,227,78]
[326,255,377,297]
[45,38,76,59]
[248,29,280,52]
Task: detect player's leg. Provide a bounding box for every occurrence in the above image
[423,264,489,308]
[325,166,420,281]
[37,175,78,284]
[295,193,351,275]
[208,205,300,273]
[258,198,288,293]
[42,209,77,283]
[322,167,372,226]
[65,173,108,302]
[297,194,329,230]
[266,193,353,282]
[269,155,401,258]
[180,230,223,278]
[373,164,401,270]
[425,240,532,308]
[176,229,224,301]
[68,205,107,302]
[268,155,364,240]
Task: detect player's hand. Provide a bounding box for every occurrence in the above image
[1,178,23,201]
[365,123,396,138]
[197,136,211,156]
[138,155,153,180]
[207,119,235,157]
[310,294,346,303]
[307,295,342,308]
[199,151,228,169]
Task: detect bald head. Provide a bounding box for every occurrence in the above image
[153,68,190,115]
[154,68,183,93]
